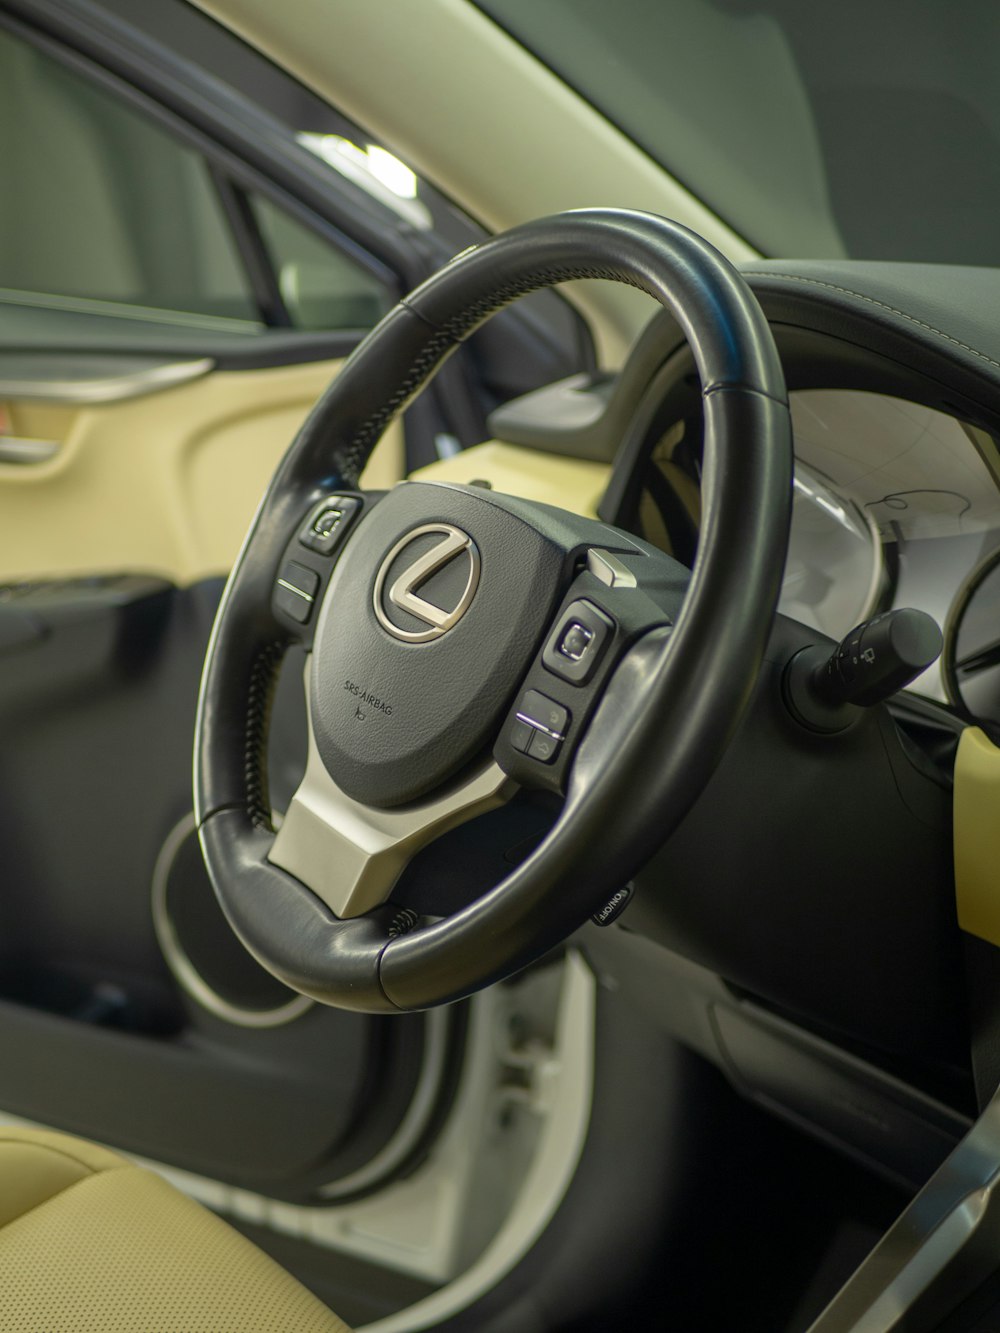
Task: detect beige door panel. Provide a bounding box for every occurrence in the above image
[0,359,404,586]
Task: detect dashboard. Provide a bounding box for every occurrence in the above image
[409,256,1000,1197]
[636,387,1000,712]
[480,258,1000,743]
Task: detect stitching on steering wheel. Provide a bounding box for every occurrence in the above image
[340,265,641,482]
[245,640,287,831]
[339,328,456,483]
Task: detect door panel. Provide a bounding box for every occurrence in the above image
[0,359,403,583]
[0,0,468,1224]
[0,0,595,1227]
[0,572,443,1198]
[0,346,410,1192]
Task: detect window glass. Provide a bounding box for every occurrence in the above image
[90,0,591,369]
[251,197,392,331]
[0,26,257,324]
[476,0,1000,265]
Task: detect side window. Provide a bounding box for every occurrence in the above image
[0,24,392,332]
[0,27,256,323]
[251,196,391,332]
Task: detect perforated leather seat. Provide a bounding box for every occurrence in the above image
[0,1126,353,1332]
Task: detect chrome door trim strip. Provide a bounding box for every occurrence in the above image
[0,357,215,405]
[0,437,61,464]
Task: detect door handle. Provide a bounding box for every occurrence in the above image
[0,437,61,464]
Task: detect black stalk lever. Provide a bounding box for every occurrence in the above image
[785,609,943,733]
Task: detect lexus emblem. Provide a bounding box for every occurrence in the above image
[373,523,481,642]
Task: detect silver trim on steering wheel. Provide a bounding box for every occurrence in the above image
[268,663,516,919]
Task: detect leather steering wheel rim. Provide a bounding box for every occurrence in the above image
[195,209,792,1013]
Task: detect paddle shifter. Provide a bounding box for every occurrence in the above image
[785,609,943,733]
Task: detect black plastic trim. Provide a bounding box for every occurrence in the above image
[210,168,293,329]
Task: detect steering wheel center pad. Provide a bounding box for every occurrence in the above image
[311,483,567,808]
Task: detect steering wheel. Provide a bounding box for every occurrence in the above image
[195,209,792,1013]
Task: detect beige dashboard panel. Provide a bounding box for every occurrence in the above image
[0,360,403,586]
[954,726,1000,948]
[411,441,610,518]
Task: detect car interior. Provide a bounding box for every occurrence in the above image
[4,3,1000,1332]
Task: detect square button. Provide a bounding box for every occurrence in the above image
[543,599,615,685]
[527,729,561,764]
[274,585,313,624]
[312,508,343,539]
[274,561,320,625]
[517,689,569,738]
[298,495,360,556]
[279,561,319,598]
[509,719,534,754]
[558,621,594,662]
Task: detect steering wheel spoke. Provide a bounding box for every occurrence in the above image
[270,664,514,918]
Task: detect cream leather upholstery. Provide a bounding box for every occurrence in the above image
[0,1127,353,1332]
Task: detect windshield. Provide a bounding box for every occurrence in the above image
[474,0,1000,263]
